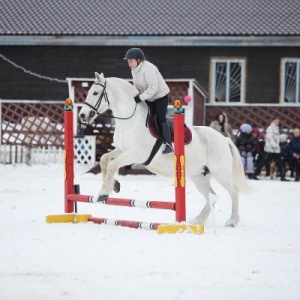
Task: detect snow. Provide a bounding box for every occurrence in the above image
[0,163,300,300]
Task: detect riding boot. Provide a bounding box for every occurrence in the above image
[161,121,173,154]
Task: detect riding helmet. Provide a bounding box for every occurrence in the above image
[123,48,145,60]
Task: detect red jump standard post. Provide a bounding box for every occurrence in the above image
[64,98,75,213]
[173,100,186,223]
[157,100,204,234]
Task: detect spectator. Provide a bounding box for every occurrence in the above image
[251,127,261,159]
[250,118,289,181]
[278,133,290,179]
[288,128,300,182]
[235,123,256,178]
[209,112,234,140]
[254,130,270,176]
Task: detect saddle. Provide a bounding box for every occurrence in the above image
[142,114,192,166]
[146,114,192,144]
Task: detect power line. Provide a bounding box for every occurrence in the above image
[0,53,67,83]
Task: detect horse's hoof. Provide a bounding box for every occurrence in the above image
[114,180,121,193]
[97,195,108,202]
[188,217,203,225]
[225,220,236,227]
[225,217,239,227]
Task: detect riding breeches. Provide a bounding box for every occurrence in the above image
[145,95,169,125]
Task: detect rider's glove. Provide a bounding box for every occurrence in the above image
[134,95,142,103]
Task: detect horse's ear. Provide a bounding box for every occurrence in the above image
[95,72,101,82]
[94,72,105,84]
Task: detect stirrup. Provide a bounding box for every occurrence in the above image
[162,143,173,154]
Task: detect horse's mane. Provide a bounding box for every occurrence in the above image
[108,77,138,95]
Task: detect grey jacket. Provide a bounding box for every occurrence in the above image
[132,60,170,102]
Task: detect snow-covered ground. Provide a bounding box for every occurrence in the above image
[0,163,299,300]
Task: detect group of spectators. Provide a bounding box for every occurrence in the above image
[209,112,300,182]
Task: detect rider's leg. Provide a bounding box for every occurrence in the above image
[161,121,173,154]
[154,95,173,154]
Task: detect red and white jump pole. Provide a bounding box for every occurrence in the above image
[46,98,204,234]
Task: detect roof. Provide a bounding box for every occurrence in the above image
[0,0,300,46]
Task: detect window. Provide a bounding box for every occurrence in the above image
[281,58,300,103]
[211,58,246,103]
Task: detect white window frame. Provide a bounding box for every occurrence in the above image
[210,58,246,103]
[280,58,300,104]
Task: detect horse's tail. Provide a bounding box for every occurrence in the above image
[227,137,251,194]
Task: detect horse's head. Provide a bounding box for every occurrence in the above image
[79,72,110,125]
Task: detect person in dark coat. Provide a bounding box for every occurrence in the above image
[251,127,261,158]
[288,128,300,181]
[279,133,290,179]
[235,123,257,178]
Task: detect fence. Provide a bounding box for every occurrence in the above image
[0,100,95,165]
[0,144,64,165]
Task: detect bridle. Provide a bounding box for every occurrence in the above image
[83,81,109,115]
[83,80,137,120]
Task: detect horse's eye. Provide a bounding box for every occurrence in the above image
[93,91,99,96]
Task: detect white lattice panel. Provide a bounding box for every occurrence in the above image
[74,136,96,166]
[0,145,63,165]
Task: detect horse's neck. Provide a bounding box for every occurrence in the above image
[108,77,136,93]
[107,78,148,122]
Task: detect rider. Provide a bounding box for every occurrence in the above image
[124,47,173,154]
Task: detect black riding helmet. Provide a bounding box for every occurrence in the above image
[123,48,145,60]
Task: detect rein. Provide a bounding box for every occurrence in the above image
[83,80,137,120]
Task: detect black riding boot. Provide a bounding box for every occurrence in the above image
[161,121,173,154]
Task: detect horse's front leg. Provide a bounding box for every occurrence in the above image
[100,148,122,193]
[97,150,136,201]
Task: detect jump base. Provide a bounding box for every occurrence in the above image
[46,214,204,234]
[46,214,92,223]
[157,224,205,234]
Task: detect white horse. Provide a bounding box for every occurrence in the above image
[79,72,250,227]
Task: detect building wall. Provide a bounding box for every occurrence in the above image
[0,45,299,102]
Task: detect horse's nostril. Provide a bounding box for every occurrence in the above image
[79,113,85,119]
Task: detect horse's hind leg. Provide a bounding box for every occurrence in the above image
[218,180,240,227]
[189,171,216,224]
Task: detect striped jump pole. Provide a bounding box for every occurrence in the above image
[88,218,161,230]
[66,194,176,210]
[46,98,204,234]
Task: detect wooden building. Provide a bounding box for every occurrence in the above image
[1,0,300,152]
